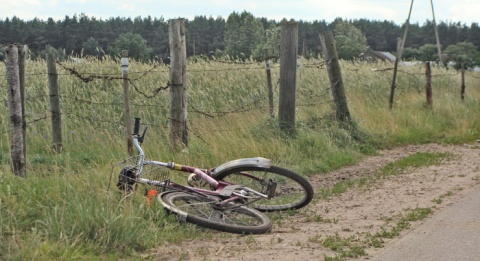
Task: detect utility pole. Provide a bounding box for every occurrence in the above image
[390,0,414,110]
[430,0,444,66]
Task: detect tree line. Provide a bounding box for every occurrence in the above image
[0,11,479,64]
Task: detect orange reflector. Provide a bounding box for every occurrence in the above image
[146,189,158,205]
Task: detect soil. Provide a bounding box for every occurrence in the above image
[144,143,480,260]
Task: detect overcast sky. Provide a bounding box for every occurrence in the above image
[0,0,478,26]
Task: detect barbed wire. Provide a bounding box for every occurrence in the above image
[55,61,172,98]
[3,58,474,82]
[55,61,124,82]
[188,96,267,118]
[370,67,462,77]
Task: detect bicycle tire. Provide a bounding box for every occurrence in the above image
[213,166,314,211]
[158,191,272,234]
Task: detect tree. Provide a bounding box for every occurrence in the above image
[468,23,480,51]
[333,21,368,60]
[253,24,281,59]
[82,37,103,57]
[108,32,152,61]
[403,47,421,61]
[0,46,4,61]
[224,11,264,60]
[444,41,478,69]
[418,44,439,61]
[41,45,66,61]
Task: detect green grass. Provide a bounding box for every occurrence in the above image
[377,152,453,177]
[323,234,367,259]
[317,152,453,200]
[0,57,479,259]
[324,207,432,259]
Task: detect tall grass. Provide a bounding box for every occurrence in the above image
[0,56,479,259]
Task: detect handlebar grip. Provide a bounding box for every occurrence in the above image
[133,118,140,135]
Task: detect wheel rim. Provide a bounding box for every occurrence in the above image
[217,167,312,211]
[169,194,269,227]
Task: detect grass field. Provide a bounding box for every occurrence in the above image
[1,56,479,259]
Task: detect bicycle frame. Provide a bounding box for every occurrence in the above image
[130,123,273,201]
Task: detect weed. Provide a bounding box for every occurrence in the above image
[323,234,367,259]
[308,235,322,243]
[403,208,432,221]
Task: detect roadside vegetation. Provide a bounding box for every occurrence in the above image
[1,57,479,259]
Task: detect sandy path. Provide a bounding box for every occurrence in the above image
[145,143,480,260]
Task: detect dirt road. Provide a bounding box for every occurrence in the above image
[145,143,480,260]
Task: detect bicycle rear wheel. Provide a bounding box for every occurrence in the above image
[213,166,314,211]
[159,191,272,234]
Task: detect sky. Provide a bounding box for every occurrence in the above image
[0,0,478,26]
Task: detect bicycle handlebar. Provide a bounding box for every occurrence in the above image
[133,117,147,143]
[134,117,140,135]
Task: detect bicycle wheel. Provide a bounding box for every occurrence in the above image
[159,191,272,234]
[213,166,314,211]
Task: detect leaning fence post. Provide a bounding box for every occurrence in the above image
[5,44,26,177]
[47,54,63,153]
[319,31,353,128]
[121,50,133,156]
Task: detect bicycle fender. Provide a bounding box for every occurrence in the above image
[212,157,272,175]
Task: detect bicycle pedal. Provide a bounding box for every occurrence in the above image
[187,173,201,187]
[267,179,277,199]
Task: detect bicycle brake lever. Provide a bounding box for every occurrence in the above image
[138,127,148,143]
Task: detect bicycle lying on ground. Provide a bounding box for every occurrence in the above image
[112,118,314,234]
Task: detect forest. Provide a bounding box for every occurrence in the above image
[0,11,479,63]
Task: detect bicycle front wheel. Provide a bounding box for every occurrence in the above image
[159,191,272,234]
[213,166,314,211]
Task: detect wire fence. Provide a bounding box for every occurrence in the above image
[1,58,477,140]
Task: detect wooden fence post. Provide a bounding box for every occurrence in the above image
[319,31,353,128]
[278,21,298,134]
[168,18,188,150]
[389,38,402,110]
[461,62,466,100]
[121,50,133,156]
[265,49,274,118]
[18,45,28,168]
[5,44,26,177]
[425,62,433,108]
[46,54,63,153]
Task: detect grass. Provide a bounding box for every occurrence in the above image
[323,234,367,259]
[317,152,453,200]
[377,152,453,177]
[323,207,433,260]
[0,57,479,259]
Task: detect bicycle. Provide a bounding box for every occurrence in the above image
[112,118,314,234]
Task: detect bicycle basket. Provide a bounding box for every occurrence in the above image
[112,156,170,193]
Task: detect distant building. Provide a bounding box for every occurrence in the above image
[360,50,396,63]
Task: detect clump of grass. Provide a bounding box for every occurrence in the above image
[377,152,453,177]
[374,207,432,241]
[318,152,452,199]
[323,234,367,260]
